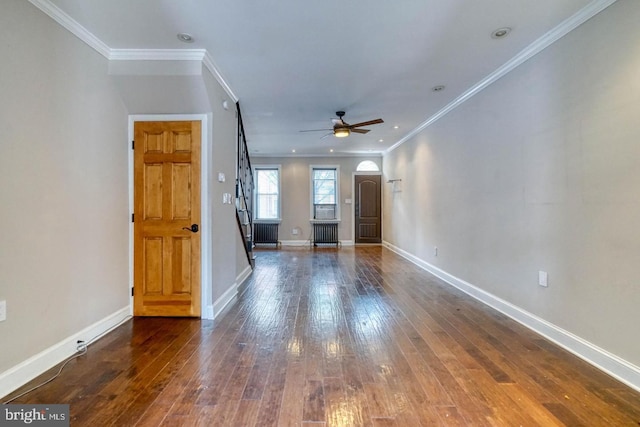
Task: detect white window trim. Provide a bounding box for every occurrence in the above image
[310,164,341,223]
[254,165,282,222]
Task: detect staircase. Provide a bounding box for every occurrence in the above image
[236,102,255,268]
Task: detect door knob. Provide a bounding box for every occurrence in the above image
[182,224,199,233]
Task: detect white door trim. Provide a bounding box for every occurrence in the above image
[127,114,211,319]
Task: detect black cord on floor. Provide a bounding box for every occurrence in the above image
[2,315,132,404]
[2,347,88,404]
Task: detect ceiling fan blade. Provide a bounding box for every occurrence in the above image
[349,118,384,128]
[320,132,333,140]
[352,128,370,134]
[299,128,333,132]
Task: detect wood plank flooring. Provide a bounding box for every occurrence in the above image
[4,246,640,426]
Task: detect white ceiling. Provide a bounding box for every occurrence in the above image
[46,0,599,156]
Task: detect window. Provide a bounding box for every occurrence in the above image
[254,167,280,220]
[356,160,380,172]
[311,166,339,220]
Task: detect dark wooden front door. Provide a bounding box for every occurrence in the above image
[354,174,381,244]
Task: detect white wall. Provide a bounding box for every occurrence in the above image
[109,60,211,115]
[116,59,245,316]
[202,69,247,305]
[252,156,382,243]
[383,0,640,371]
[0,0,129,380]
[0,1,247,397]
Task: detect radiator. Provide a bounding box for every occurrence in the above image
[313,222,338,246]
[254,223,279,245]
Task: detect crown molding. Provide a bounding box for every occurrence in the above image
[28,0,111,58]
[384,0,619,156]
[109,49,206,62]
[30,0,617,155]
[202,51,239,102]
[109,49,238,102]
[252,152,383,159]
[28,0,238,103]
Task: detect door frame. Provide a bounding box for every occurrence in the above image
[128,114,212,319]
[351,171,383,245]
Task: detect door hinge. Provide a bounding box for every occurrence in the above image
[131,213,134,222]
[132,140,135,150]
[131,287,134,296]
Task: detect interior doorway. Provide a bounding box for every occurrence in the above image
[133,120,202,317]
[354,174,382,244]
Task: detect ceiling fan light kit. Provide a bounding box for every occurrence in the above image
[300,111,383,139]
[334,128,350,138]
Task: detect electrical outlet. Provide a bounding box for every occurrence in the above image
[0,300,6,322]
[292,228,299,235]
[434,247,438,257]
[538,271,548,287]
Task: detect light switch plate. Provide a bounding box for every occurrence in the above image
[538,271,548,287]
[0,300,6,322]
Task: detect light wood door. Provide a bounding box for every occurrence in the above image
[134,121,201,317]
[354,175,381,244]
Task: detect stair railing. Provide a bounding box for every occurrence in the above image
[235,102,255,267]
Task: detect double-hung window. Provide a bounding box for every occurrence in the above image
[254,167,280,220]
[311,166,339,220]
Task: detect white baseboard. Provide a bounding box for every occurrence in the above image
[382,241,640,393]
[212,283,238,321]
[280,240,311,246]
[202,305,214,320]
[236,265,252,287]
[207,267,252,321]
[0,306,131,399]
[277,240,354,247]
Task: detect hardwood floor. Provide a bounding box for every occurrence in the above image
[4,246,640,426]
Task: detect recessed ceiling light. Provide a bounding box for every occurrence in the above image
[378,139,384,143]
[291,149,296,153]
[177,33,194,43]
[432,85,445,92]
[330,149,334,153]
[491,27,511,39]
[393,125,399,129]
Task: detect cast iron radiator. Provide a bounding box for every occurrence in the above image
[313,222,339,246]
[254,223,279,246]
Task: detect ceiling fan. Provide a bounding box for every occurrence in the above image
[300,111,384,138]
